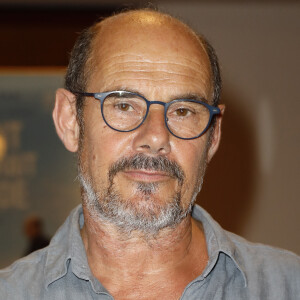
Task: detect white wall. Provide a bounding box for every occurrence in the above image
[158,2,300,254]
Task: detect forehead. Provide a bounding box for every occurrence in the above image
[88,12,212,100]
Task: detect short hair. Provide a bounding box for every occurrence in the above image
[64,25,97,126]
[64,10,222,126]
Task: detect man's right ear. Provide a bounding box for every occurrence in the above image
[53,88,80,152]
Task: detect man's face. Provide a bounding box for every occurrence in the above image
[78,14,217,234]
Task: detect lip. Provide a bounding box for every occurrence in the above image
[122,170,171,182]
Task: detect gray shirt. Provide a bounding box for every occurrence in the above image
[1,204,299,299]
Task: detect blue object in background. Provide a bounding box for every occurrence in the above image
[0,72,80,268]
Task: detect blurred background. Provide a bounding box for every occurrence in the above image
[0,0,299,268]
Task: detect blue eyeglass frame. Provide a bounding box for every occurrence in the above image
[72,90,221,140]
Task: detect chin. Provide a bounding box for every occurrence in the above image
[79,171,191,235]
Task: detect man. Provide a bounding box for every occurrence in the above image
[23,215,50,256]
[1,9,299,299]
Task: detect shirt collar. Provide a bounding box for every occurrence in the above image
[44,205,108,294]
[192,204,248,287]
[44,204,247,289]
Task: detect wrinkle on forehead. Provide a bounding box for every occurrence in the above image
[94,67,210,99]
[99,54,209,73]
[101,69,210,88]
[100,54,210,76]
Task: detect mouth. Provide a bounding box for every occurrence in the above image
[122,169,171,182]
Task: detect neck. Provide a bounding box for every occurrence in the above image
[80,205,208,297]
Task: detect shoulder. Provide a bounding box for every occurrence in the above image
[227,230,300,267]
[192,205,300,297]
[225,231,300,295]
[0,206,82,299]
[0,247,49,298]
[193,205,300,278]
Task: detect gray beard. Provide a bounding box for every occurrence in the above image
[78,154,206,236]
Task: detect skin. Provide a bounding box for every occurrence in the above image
[53,10,224,300]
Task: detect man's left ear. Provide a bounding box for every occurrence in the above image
[52,88,80,152]
[207,104,225,162]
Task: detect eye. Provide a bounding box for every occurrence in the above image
[175,108,190,116]
[116,102,133,111]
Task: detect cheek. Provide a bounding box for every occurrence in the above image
[172,138,208,185]
[81,117,135,178]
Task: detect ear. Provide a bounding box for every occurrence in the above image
[53,88,80,152]
[207,104,225,162]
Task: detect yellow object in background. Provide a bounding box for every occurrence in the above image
[0,134,7,161]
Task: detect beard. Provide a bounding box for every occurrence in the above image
[78,153,207,236]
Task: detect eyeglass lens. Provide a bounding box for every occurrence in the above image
[102,92,210,139]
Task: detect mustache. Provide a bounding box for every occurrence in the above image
[108,153,185,184]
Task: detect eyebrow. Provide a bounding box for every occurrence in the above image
[102,87,209,104]
[171,93,209,104]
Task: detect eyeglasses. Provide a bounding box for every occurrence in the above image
[72,90,221,140]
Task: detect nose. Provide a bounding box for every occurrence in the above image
[132,107,171,155]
